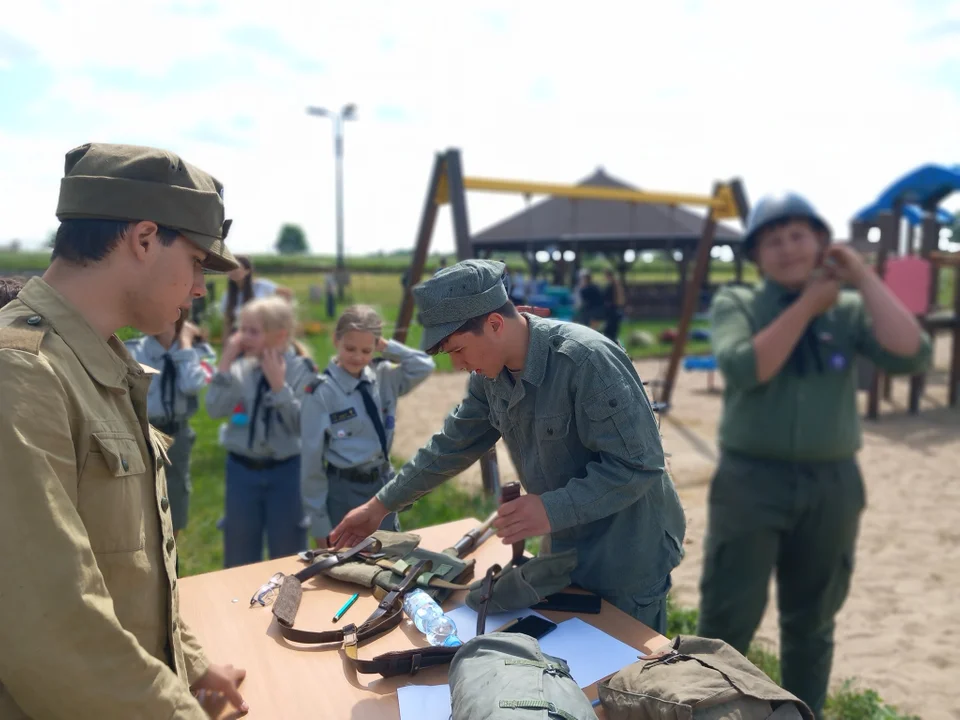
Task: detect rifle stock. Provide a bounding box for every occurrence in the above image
[449,508,499,559]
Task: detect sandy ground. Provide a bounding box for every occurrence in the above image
[393,339,960,719]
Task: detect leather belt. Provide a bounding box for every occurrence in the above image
[264,537,503,678]
[327,463,389,484]
[343,563,501,678]
[230,452,298,471]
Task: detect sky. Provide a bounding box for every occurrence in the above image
[1,0,959,257]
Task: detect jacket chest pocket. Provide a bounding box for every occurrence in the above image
[534,414,576,486]
[78,432,148,554]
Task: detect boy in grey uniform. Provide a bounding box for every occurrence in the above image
[206,297,317,567]
[331,259,685,633]
[125,317,216,536]
[301,305,435,545]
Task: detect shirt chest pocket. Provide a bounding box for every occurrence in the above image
[534,414,577,485]
[329,412,365,441]
[78,432,148,555]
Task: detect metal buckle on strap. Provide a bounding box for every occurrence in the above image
[342,623,358,647]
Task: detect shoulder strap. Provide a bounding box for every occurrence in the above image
[263,540,502,678]
[0,317,48,355]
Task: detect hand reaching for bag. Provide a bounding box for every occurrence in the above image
[329,499,389,550]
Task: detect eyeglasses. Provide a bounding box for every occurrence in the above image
[250,572,285,607]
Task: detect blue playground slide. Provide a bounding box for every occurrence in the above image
[852,164,958,227]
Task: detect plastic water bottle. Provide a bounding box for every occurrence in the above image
[402,589,462,647]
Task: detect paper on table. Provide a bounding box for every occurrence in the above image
[397,683,451,720]
[445,604,550,642]
[538,617,644,688]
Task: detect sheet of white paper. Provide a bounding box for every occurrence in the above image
[445,604,549,642]
[539,617,645,688]
[397,683,451,720]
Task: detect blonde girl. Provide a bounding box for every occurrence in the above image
[206,296,317,567]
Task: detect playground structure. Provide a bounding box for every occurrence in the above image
[849,164,960,417]
[470,167,747,320]
[393,148,750,494]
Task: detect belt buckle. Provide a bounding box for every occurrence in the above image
[342,623,358,647]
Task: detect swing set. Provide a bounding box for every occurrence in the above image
[391,148,751,495]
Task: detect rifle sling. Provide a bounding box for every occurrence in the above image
[272,560,503,678]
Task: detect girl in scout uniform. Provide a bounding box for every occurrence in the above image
[206,295,318,568]
[301,305,435,547]
[697,193,931,718]
[125,315,216,537]
[221,255,292,336]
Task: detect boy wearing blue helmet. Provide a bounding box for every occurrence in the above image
[696,193,931,717]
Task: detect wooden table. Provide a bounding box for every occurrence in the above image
[179,519,670,719]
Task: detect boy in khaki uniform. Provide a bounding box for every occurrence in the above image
[697,193,931,718]
[0,143,249,718]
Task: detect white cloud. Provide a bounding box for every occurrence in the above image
[2,0,959,256]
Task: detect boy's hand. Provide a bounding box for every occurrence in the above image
[801,273,840,317]
[191,663,248,716]
[329,499,389,549]
[376,336,389,352]
[823,245,869,288]
[494,495,551,545]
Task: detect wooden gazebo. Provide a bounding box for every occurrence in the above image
[470,168,745,316]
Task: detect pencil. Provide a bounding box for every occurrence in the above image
[332,593,359,623]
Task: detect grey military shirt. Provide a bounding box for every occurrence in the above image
[377,315,686,598]
[124,336,215,422]
[205,348,316,460]
[301,339,435,538]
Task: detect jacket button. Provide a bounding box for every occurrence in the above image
[609,399,618,408]
[26,315,41,326]
[166,537,175,554]
[160,497,170,512]
[172,579,177,591]
[172,620,178,631]
[547,428,554,435]
[120,457,129,472]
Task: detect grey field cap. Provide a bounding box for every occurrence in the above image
[414,259,509,350]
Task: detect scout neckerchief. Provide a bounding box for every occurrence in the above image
[356,378,389,459]
[247,372,273,449]
[160,352,177,421]
[779,292,826,377]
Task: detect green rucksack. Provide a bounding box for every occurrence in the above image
[598,636,813,720]
[449,632,598,720]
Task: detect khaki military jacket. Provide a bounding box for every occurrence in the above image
[0,278,207,719]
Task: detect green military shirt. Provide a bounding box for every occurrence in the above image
[711,280,933,462]
[0,278,208,719]
[376,315,686,599]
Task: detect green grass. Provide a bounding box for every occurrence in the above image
[663,600,918,720]
[824,681,921,720]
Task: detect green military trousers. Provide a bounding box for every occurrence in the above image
[696,450,865,719]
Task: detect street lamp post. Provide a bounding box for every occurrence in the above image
[307,103,357,301]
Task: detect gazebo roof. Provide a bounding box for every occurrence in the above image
[471,168,742,253]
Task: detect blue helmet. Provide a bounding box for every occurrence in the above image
[742,192,832,256]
